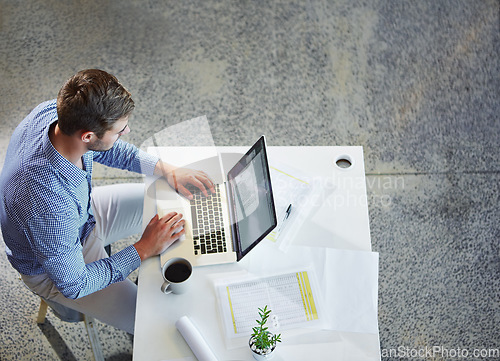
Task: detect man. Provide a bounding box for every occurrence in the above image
[0,69,214,334]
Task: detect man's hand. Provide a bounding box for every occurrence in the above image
[154,161,215,200]
[134,212,185,261]
[166,168,215,199]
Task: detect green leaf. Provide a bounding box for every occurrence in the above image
[252,305,282,351]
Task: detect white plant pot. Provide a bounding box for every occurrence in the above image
[249,336,276,360]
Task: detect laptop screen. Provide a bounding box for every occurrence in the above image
[227,136,277,261]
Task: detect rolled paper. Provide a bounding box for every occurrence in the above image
[175,316,218,361]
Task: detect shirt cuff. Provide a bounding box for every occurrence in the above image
[136,149,160,176]
[111,245,142,279]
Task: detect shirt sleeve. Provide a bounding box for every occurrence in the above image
[92,139,159,176]
[25,212,141,299]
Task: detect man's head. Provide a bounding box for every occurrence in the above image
[56,69,134,142]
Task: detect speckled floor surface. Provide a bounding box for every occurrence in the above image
[0,1,499,360]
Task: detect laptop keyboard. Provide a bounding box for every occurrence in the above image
[190,185,227,255]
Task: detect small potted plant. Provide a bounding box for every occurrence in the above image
[249,305,282,360]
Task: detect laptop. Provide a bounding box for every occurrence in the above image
[156,136,277,267]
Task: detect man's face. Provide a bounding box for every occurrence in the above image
[87,116,130,152]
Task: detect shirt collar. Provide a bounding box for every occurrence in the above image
[42,121,88,185]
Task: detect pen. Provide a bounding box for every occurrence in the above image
[277,204,292,234]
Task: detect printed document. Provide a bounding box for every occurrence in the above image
[216,270,323,339]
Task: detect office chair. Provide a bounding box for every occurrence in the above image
[12,244,112,360]
[34,244,110,361]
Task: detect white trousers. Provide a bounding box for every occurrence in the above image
[22,183,145,335]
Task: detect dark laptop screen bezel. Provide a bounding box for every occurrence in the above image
[227,136,277,261]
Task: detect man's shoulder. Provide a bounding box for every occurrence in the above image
[4,168,74,222]
[0,100,74,223]
[8,99,57,149]
[19,99,56,123]
[31,99,57,115]
[1,146,72,211]
[25,99,57,129]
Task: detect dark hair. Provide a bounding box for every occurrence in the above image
[56,69,134,138]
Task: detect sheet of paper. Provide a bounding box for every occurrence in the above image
[239,243,380,335]
[321,249,379,334]
[265,163,314,250]
[216,270,323,339]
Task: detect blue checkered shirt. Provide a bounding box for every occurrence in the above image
[0,100,159,299]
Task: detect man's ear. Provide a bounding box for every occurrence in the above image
[81,131,94,143]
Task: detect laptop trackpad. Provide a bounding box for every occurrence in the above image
[156,203,190,249]
[153,178,179,201]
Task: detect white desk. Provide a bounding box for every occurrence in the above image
[133,146,380,361]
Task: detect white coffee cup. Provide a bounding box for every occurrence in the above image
[161,257,192,294]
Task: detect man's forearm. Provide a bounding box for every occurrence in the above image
[93,139,159,175]
[154,160,176,177]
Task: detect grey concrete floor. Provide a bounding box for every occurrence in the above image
[0,1,499,360]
